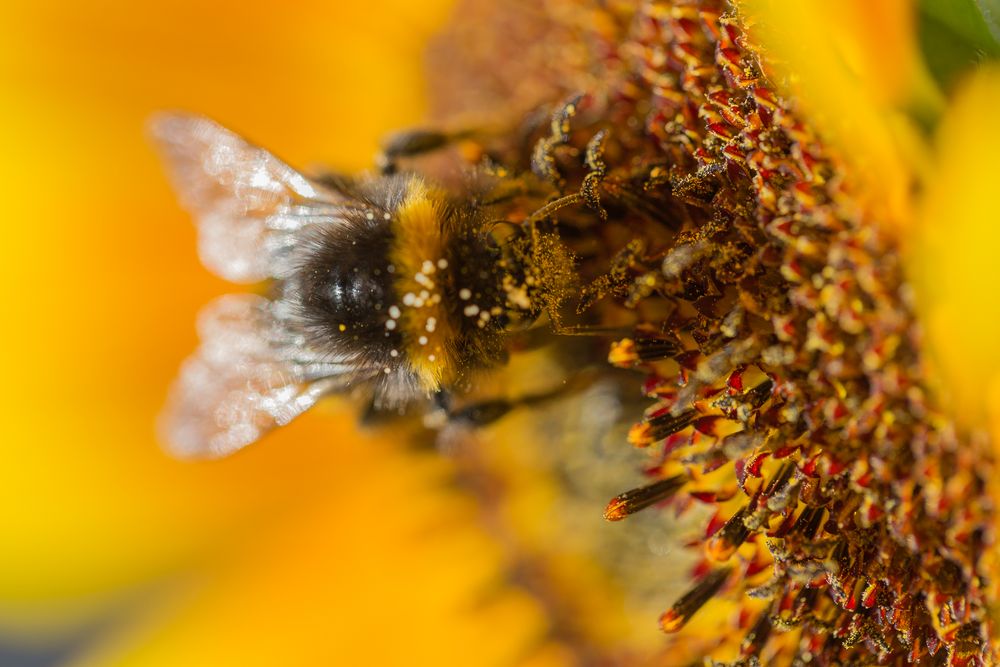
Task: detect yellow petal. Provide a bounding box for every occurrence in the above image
[911,66,1000,433]
[67,445,550,667]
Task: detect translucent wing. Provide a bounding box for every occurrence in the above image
[149,112,347,282]
[159,294,368,459]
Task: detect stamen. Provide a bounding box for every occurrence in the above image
[660,567,731,633]
[604,474,687,521]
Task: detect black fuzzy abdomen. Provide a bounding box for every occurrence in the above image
[314,262,388,323]
[294,217,401,366]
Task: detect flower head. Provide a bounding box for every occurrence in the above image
[423,0,1000,663]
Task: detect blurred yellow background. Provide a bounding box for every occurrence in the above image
[0,1,563,665]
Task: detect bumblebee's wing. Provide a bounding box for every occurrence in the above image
[150,112,349,282]
[159,294,371,459]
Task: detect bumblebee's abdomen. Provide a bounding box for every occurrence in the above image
[294,217,402,368]
[312,262,389,324]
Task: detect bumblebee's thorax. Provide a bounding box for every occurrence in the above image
[385,177,508,393]
[289,175,511,401]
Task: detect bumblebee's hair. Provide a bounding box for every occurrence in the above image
[283,174,510,404]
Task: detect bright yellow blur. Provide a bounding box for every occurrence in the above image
[913,66,1000,435]
[0,1,561,664]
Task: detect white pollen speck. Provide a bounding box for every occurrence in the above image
[479,311,491,322]
[387,264,395,274]
[464,304,480,317]
[437,259,448,269]
[421,260,435,274]
[390,349,399,357]
[384,367,391,374]
[385,320,397,330]
[425,318,436,332]
[388,305,401,319]
[413,298,425,308]
[428,354,436,361]
[459,288,471,300]
[365,211,375,220]
[419,290,430,300]
[383,212,391,220]
[418,336,428,345]
[402,292,415,306]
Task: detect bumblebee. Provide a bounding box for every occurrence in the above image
[152,113,575,458]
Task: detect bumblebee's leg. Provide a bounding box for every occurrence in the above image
[530,93,585,190]
[433,388,512,426]
[377,128,478,174]
[443,371,599,428]
[432,389,453,414]
[502,322,634,355]
[480,179,543,207]
[358,393,417,425]
[308,170,364,199]
[580,129,608,220]
[522,128,610,226]
[446,397,517,427]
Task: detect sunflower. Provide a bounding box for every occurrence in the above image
[421,0,1000,663]
[4,0,1000,665]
